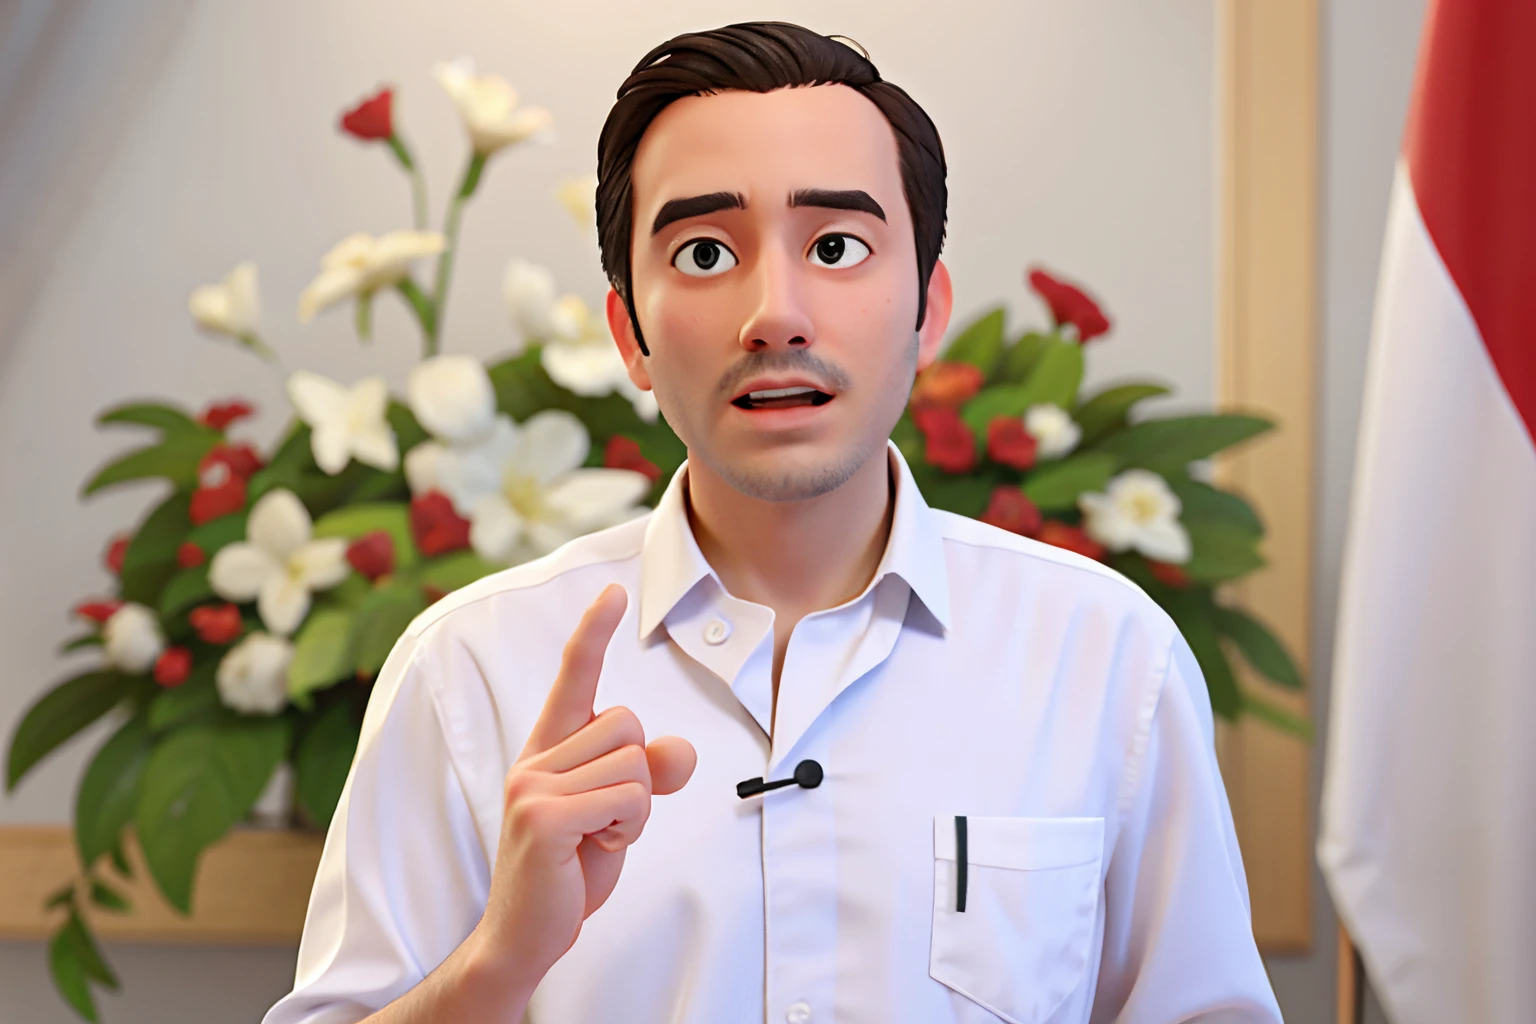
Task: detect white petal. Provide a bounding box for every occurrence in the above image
[1135,517,1192,564]
[217,633,293,715]
[407,354,496,444]
[310,424,353,475]
[1079,493,1137,552]
[318,233,375,271]
[249,488,313,559]
[188,286,234,334]
[297,267,365,322]
[541,342,628,397]
[286,371,348,428]
[469,495,523,563]
[209,543,280,600]
[404,441,446,495]
[293,538,351,591]
[526,520,576,556]
[103,604,165,674]
[349,376,391,421]
[258,574,311,637]
[556,175,598,230]
[512,410,589,483]
[437,449,509,518]
[502,259,560,339]
[224,262,260,334]
[351,422,400,472]
[544,469,651,526]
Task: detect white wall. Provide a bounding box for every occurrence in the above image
[0,2,1217,1020]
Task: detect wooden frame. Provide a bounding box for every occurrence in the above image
[1213,0,1318,953]
[2,4,1321,948]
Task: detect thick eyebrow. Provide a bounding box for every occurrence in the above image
[789,188,886,222]
[651,192,745,236]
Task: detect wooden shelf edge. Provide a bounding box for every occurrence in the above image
[0,824,323,944]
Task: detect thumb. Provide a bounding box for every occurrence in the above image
[645,735,697,796]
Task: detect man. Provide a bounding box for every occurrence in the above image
[266,22,1282,1024]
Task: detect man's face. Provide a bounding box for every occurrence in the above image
[607,84,952,503]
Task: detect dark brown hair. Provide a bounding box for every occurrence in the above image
[595,21,948,355]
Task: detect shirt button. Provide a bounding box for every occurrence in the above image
[786,1002,812,1024]
[703,619,732,645]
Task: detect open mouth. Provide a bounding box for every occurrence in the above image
[731,385,835,411]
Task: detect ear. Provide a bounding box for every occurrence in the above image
[606,287,653,391]
[915,258,954,373]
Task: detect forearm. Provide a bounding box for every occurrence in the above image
[360,926,539,1024]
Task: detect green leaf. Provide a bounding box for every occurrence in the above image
[64,910,118,989]
[49,919,98,1021]
[1168,477,1264,535]
[313,502,419,570]
[1014,336,1085,410]
[1163,596,1241,720]
[88,879,131,915]
[187,510,250,553]
[82,432,218,495]
[45,883,75,910]
[147,662,224,732]
[1240,691,1315,740]
[7,671,130,792]
[909,466,997,518]
[1090,414,1273,474]
[997,331,1050,384]
[959,385,1031,439]
[158,565,214,618]
[415,551,500,593]
[98,402,200,434]
[1073,383,1171,445]
[75,715,154,868]
[295,701,362,829]
[941,308,1006,377]
[487,349,647,446]
[122,491,193,571]
[351,584,429,677]
[1020,453,1118,512]
[60,633,103,654]
[1183,521,1266,583]
[1215,606,1303,689]
[288,608,356,699]
[108,841,131,879]
[386,400,429,454]
[134,718,290,913]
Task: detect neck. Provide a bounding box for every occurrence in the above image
[685,446,895,621]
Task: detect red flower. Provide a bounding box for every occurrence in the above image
[105,535,129,575]
[73,599,123,624]
[154,647,192,687]
[1148,560,1191,589]
[190,476,247,526]
[980,486,1043,537]
[912,405,977,474]
[604,435,662,485]
[347,530,396,581]
[189,603,243,645]
[341,87,395,141]
[411,492,472,557]
[198,400,255,431]
[986,417,1038,471]
[1027,267,1111,342]
[177,542,206,569]
[201,443,263,482]
[423,585,449,606]
[1035,521,1107,561]
[910,361,984,409]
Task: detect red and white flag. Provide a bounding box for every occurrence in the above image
[1318,2,1536,1021]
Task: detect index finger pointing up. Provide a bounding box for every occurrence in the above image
[523,584,628,756]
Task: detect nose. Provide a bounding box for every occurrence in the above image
[737,242,815,353]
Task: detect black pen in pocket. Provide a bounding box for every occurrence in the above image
[955,815,968,912]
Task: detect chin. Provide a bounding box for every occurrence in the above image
[701,435,884,503]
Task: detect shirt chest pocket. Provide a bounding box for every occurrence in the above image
[930,815,1106,1024]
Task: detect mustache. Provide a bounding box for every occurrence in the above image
[717,348,853,399]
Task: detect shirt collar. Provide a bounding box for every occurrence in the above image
[637,439,951,640]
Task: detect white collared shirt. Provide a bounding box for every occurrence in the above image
[265,442,1282,1024]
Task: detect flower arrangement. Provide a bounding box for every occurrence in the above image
[4,60,1304,1021]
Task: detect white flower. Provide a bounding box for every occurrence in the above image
[1078,469,1192,563]
[287,371,399,475]
[436,411,651,563]
[503,259,579,343]
[407,354,496,445]
[556,174,598,230]
[404,441,447,496]
[102,603,164,674]
[208,489,351,636]
[1024,403,1082,460]
[189,262,260,338]
[434,57,552,156]
[216,632,293,715]
[298,231,445,323]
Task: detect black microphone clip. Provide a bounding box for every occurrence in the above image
[736,759,823,799]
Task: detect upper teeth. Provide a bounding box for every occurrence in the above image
[747,386,818,400]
